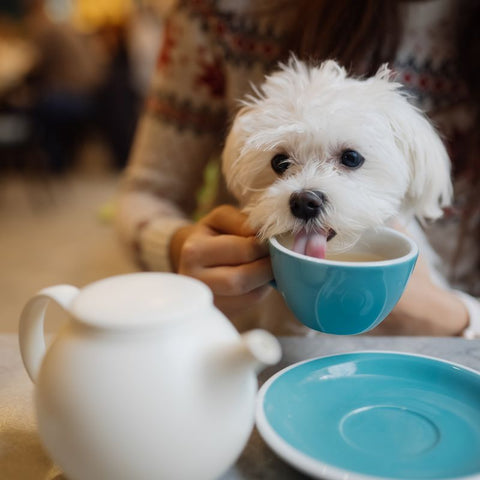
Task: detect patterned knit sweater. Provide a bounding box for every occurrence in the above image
[116,0,480,336]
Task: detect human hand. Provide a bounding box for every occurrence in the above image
[373,225,469,336]
[169,205,273,317]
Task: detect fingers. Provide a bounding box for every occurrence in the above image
[181,234,269,268]
[191,257,273,296]
[214,285,272,316]
[173,204,274,318]
[201,205,257,237]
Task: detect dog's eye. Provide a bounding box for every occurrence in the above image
[271,154,291,174]
[341,150,364,169]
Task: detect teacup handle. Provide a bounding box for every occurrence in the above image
[19,285,79,383]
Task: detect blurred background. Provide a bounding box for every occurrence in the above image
[0,0,171,331]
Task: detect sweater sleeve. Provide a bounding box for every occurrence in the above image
[115,1,228,272]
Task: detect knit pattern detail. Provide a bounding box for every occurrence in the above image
[146,92,227,134]
[393,56,469,111]
[180,0,286,68]
[139,216,191,272]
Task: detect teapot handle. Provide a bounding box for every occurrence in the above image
[19,285,79,383]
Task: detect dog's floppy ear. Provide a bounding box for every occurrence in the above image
[222,110,245,200]
[394,103,452,221]
[373,66,452,221]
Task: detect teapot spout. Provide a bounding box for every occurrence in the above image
[234,329,281,374]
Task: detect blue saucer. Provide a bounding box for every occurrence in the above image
[256,352,480,479]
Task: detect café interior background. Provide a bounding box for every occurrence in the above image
[0,0,174,332]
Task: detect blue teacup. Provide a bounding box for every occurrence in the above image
[269,227,418,335]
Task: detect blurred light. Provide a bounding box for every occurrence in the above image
[45,0,74,23]
[72,0,134,32]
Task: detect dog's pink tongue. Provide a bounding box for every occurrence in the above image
[292,230,327,259]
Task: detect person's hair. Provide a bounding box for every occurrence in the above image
[260,0,480,283]
[279,0,402,75]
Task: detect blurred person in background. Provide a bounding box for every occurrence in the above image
[25,0,106,173]
[94,21,140,170]
[113,0,478,338]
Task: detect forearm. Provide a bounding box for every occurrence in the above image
[373,283,469,336]
[453,290,480,339]
[375,218,471,336]
[395,285,468,335]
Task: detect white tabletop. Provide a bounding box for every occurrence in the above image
[1,334,479,480]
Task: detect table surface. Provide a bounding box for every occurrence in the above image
[1,334,479,480]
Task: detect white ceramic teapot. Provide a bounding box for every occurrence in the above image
[19,273,281,480]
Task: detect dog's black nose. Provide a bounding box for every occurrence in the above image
[289,190,326,221]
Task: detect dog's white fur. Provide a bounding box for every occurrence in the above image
[222,58,452,252]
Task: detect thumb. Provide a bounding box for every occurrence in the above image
[202,205,257,237]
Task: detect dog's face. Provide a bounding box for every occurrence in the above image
[222,59,452,258]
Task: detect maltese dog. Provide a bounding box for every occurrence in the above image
[222,58,452,259]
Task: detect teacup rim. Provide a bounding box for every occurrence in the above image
[269,226,419,267]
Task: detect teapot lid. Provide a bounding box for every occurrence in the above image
[70,273,213,330]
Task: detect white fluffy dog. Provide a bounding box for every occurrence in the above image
[222,58,452,259]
